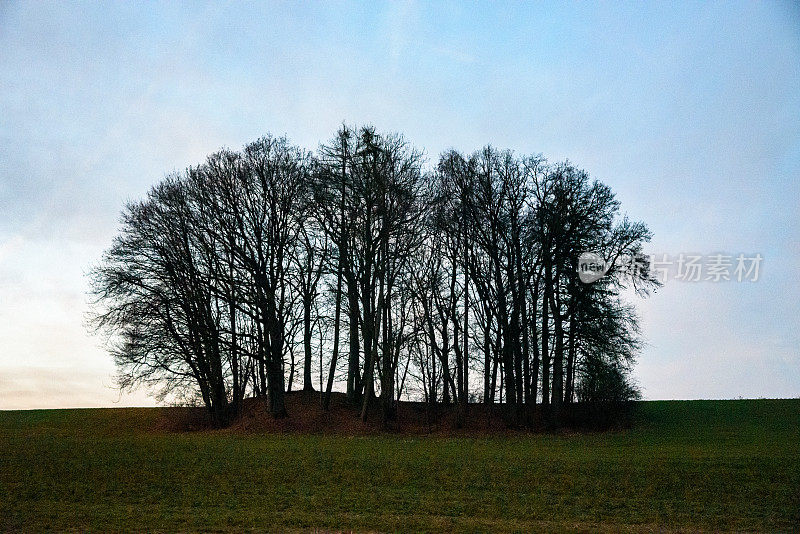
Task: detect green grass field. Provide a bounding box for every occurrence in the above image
[1,399,798,532]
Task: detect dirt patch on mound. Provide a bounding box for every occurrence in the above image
[153,391,557,435]
[152,391,631,435]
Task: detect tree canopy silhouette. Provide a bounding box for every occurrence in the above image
[91,125,658,428]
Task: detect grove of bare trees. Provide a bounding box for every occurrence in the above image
[91,125,657,428]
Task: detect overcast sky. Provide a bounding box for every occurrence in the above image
[1,1,798,409]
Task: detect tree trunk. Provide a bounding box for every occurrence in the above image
[322,243,344,410]
[346,270,362,403]
[530,271,540,406]
[302,296,314,391]
[565,307,577,405]
[541,260,551,407]
[550,287,564,427]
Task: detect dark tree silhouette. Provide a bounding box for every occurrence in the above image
[91,125,656,429]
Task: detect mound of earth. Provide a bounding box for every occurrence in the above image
[157,391,543,434]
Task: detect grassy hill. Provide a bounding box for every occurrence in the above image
[1,399,798,532]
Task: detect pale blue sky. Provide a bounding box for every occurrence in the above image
[1,1,798,408]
